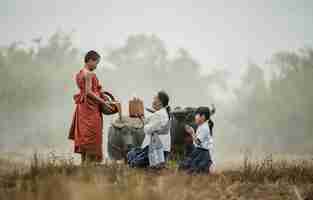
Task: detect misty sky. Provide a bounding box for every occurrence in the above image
[1,0,313,71]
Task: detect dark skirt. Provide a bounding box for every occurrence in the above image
[127,146,169,168]
[179,147,212,174]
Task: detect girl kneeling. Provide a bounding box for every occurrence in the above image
[179,106,214,174]
[127,91,171,168]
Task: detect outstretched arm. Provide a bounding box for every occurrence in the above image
[84,71,109,106]
[144,114,162,135]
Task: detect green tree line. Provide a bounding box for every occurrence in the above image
[0,32,312,154]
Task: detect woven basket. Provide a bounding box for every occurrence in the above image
[100,91,120,115]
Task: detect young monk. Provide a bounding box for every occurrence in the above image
[69,50,111,164]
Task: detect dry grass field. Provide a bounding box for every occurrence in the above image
[0,153,313,200]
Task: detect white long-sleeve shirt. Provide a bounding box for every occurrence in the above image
[194,122,213,150]
[141,108,171,152]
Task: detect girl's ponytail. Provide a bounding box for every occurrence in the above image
[208,119,214,136]
[165,105,171,120]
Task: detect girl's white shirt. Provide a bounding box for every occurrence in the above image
[141,108,171,152]
[194,121,213,150]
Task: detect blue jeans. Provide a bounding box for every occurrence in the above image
[179,147,212,173]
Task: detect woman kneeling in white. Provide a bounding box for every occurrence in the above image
[127,91,171,168]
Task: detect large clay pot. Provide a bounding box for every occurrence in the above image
[107,117,145,160]
[170,107,197,158]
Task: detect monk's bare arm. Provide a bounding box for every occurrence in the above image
[84,72,107,105]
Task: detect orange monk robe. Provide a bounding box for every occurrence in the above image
[69,69,106,162]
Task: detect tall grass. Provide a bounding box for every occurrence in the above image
[0,153,313,200]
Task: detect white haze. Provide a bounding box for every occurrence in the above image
[1,0,313,162]
[2,0,313,72]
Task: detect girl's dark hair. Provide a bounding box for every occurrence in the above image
[195,106,214,136]
[195,107,211,120]
[84,50,101,63]
[157,90,171,119]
